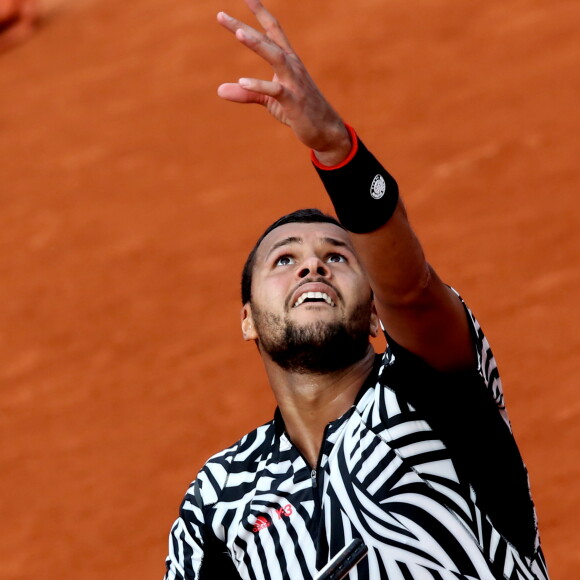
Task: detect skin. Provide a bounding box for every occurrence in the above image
[241,222,380,467]
[221,0,477,466]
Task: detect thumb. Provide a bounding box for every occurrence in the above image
[217,82,268,105]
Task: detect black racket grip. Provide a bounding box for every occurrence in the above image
[314,538,369,580]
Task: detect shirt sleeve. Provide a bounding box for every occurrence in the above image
[380,290,538,557]
[452,288,511,428]
[164,480,206,580]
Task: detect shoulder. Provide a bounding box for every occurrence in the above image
[382,288,509,422]
[451,289,509,424]
[183,420,277,509]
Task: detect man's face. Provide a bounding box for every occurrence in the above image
[241,222,378,373]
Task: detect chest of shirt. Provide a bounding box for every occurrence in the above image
[209,398,464,577]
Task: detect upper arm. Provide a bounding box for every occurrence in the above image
[312,130,478,373]
[164,483,206,580]
[350,201,476,373]
[165,458,242,580]
[376,268,476,373]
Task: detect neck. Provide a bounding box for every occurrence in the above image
[263,346,376,468]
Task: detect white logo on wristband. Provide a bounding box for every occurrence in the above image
[370,174,386,199]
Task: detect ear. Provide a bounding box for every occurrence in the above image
[241,303,258,341]
[369,301,380,338]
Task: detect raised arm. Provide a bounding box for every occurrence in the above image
[217,0,475,372]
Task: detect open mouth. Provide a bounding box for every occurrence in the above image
[293,292,336,308]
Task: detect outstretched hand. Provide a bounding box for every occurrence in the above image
[217,0,351,166]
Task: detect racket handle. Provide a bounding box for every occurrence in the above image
[314,538,368,580]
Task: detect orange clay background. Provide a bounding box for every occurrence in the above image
[0,0,578,578]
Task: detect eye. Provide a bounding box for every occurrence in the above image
[275,255,295,267]
[327,253,346,263]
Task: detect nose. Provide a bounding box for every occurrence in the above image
[297,256,330,279]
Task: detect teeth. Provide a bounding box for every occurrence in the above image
[293,291,335,308]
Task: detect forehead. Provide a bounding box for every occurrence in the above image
[256,222,353,261]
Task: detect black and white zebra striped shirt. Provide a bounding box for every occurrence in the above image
[164,302,548,580]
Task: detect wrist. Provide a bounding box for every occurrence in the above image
[311,129,399,234]
[312,123,354,167]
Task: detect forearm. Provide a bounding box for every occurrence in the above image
[350,201,433,307]
[312,127,429,305]
[313,128,474,371]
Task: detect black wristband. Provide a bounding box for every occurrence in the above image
[312,128,399,234]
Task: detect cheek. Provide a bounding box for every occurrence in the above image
[348,285,374,312]
[253,278,289,308]
[341,271,371,297]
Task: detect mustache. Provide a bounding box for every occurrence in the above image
[284,277,343,310]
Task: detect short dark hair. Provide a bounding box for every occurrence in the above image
[241,209,345,304]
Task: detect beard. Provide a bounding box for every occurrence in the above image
[251,300,373,374]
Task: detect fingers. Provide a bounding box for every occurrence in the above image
[239,77,284,98]
[218,11,289,75]
[217,78,283,103]
[217,81,268,105]
[217,2,293,61]
[243,0,293,52]
[217,0,293,52]
[215,0,343,152]
[237,25,288,69]
[216,10,246,36]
